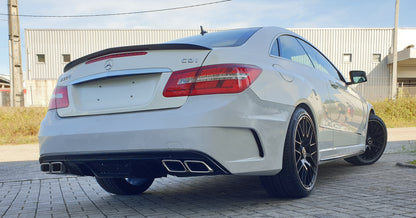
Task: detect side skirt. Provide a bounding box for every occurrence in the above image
[319,144,366,162]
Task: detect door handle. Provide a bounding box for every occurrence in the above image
[329,80,344,89]
[329,80,339,89]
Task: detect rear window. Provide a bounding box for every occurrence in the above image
[168,27,261,48]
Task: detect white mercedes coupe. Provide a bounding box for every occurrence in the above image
[39,27,387,198]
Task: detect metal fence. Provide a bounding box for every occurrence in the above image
[398,87,416,97]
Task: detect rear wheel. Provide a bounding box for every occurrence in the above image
[261,108,318,198]
[345,114,387,165]
[96,177,154,195]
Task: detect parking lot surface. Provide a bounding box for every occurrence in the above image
[0,150,415,217]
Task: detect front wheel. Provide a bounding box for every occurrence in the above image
[261,107,318,198]
[96,177,154,195]
[345,114,387,165]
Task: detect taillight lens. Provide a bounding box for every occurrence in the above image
[48,86,69,110]
[163,64,262,97]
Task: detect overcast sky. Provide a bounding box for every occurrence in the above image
[1,0,416,76]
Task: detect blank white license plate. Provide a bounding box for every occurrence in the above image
[72,74,161,112]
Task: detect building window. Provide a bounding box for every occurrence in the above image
[373,54,381,63]
[343,53,352,63]
[62,54,71,63]
[37,54,45,63]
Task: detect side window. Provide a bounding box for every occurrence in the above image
[297,39,341,80]
[278,35,313,68]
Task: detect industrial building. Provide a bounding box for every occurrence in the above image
[23,28,416,107]
[0,74,10,106]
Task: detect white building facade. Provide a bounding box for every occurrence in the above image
[24,28,416,107]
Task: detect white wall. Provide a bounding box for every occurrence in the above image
[24,80,57,107]
[398,28,416,50]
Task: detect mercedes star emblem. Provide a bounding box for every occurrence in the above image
[104,60,113,71]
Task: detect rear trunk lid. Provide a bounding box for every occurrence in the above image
[56,44,211,117]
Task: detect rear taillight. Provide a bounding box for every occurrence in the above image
[48,86,69,110]
[163,64,262,97]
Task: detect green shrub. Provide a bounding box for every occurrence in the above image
[371,95,416,128]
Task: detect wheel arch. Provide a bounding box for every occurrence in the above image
[294,101,320,160]
[260,100,319,197]
[369,109,375,115]
[295,102,318,134]
[366,102,375,136]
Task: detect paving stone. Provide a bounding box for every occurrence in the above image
[1,153,416,217]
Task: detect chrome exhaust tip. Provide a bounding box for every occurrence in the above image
[40,163,50,172]
[184,160,213,173]
[162,160,187,173]
[50,162,66,174]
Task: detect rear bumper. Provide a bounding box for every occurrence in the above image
[39,91,293,176]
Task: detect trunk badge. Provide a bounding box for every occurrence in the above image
[104,60,113,71]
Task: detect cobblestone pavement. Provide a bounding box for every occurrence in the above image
[0,152,415,218]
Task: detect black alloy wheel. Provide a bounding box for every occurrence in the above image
[345,114,387,165]
[294,112,318,190]
[261,107,318,198]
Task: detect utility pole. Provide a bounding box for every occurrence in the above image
[391,0,400,99]
[8,0,24,107]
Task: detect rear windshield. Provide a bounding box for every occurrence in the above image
[168,27,261,48]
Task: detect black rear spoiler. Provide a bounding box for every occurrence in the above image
[64,43,211,72]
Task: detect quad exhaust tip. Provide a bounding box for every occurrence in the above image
[40,162,66,174]
[184,160,213,173]
[162,160,213,174]
[162,160,187,173]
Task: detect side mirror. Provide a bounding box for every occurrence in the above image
[347,71,367,85]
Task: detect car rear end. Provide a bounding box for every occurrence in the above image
[39,27,293,179]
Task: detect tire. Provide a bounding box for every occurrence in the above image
[345,114,387,165]
[96,177,154,195]
[261,107,318,198]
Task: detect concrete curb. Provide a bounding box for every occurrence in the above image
[396,162,416,169]
[0,144,39,162]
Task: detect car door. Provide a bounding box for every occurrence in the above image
[274,35,334,151]
[297,39,366,148]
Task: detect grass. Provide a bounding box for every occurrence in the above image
[371,95,416,128]
[410,160,416,165]
[0,107,47,145]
